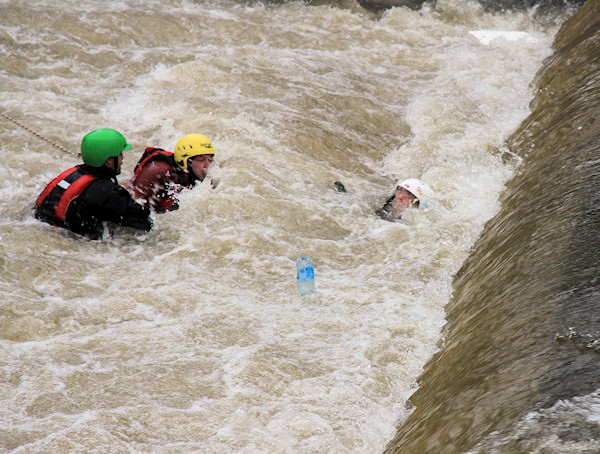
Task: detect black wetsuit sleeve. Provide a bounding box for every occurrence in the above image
[376,195,396,220]
[65,179,153,237]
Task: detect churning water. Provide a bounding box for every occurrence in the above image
[0,0,588,452]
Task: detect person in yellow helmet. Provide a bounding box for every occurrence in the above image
[124,134,215,212]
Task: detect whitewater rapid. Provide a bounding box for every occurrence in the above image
[0,1,570,452]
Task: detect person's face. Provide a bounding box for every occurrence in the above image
[189,154,214,181]
[105,153,123,175]
[391,187,418,211]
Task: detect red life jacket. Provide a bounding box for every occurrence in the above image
[132,147,191,211]
[35,167,96,227]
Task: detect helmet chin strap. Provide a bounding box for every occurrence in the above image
[103,156,121,181]
[187,164,199,182]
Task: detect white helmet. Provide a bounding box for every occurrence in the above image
[397,178,433,208]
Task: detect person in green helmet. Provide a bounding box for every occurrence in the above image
[34,129,153,239]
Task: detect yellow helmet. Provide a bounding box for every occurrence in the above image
[174,134,214,170]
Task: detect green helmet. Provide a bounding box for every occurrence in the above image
[80,129,132,167]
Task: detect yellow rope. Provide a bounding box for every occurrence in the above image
[0,111,77,156]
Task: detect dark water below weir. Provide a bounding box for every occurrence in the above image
[384,1,600,452]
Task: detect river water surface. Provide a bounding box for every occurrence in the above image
[0,0,586,452]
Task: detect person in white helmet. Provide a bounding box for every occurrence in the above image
[376,178,432,221]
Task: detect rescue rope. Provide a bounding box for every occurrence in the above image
[0,111,77,156]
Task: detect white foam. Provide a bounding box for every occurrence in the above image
[0,0,562,452]
[468,30,538,46]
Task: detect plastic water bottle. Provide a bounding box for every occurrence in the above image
[297,257,316,295]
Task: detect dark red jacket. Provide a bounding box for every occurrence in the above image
[126,148,194,213]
